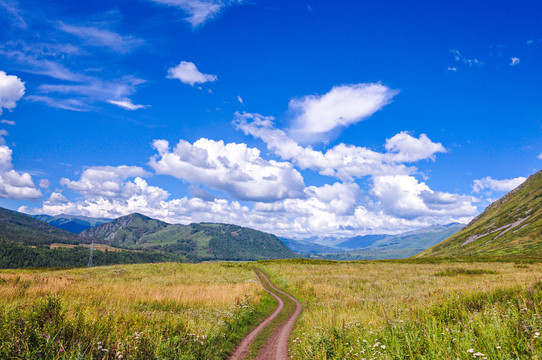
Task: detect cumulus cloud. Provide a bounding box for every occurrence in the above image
[107,98,149,110]
[167,61,217,86]
[0,143,42,200]
[372,175,477,219]
[60,166,152,199]
[288,83,398,142]
[57,23,144,53]
[510,57,520,66]
[0,71,25,115]
[39,179,50,189]
[384,131,446,162]
[235,112,446,181]
[147,0,239,27]
[149,138,305,202]
[472,176,526,193]
[0,119,15,125]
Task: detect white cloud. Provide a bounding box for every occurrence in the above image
[57,23,144,53]
[107,98,149,110]
[0,71,25,115]
[0,144,42,200]
[0,119,15,125]
[0,0,27,29]
[149,138,306,202]
[167,61,217,86]
[288,83,398,142]
[26,96,91,112]
[148,0,238,27]
[510,57,520,66]
[1,41,146,111]
[235,112,446,181]
[0,43,86,82]
[39,179,50,189]
[472,176,526,193]
[447,66,457,72]
[384,131,446,162]
[538,153,542,160]
[60,166,151,199]
[35,77,146,111]
[237,95,243,105]
[371,175,477,219]
[450,49,483,67]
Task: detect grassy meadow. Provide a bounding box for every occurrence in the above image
[0,263,271,359]
[259,260,542,359]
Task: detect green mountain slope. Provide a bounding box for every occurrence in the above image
[416,170,542,258]
[0,207,86,246]
[79,213,295,261]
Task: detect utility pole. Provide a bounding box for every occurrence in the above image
[88,240,94,267]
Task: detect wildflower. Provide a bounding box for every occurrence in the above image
[381,345,386,349]
[535,332,540,338]
[473,352,485,357]
[42,334,46,337]
[467,349,474,353]
[496,346,501,349]
[60,349,65,352]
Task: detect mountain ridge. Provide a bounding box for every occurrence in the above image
[416,170,542,258]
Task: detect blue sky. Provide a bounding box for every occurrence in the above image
[0,0,540,238]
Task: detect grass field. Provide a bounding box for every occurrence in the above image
[258,260,542,359]
[1,260,541,359]
[0,263,270,359]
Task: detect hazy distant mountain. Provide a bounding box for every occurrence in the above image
[283,223,464,259]
[33,214,111,233]
[80,213,295,261]
[334,234,388,250]
[280,238,343,254]
[416,170,542,258]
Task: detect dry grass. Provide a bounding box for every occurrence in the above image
[0,262,264,359]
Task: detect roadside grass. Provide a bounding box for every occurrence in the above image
[258,260,542,359]
[0,262,267,359]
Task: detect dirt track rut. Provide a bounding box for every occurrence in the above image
[229,269,301,360]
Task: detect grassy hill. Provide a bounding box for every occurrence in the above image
[33,214,111,233]
[80,213,295,261]
[416,169,542,258]
[0,207,86,246]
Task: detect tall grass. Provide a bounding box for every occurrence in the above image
[259,261,542,359]
[0,263,266,359]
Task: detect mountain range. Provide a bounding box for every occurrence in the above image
[32,214,111,233]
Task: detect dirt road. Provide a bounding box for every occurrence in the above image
[229,268,302,360]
